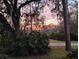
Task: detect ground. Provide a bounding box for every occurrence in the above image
[49,39,78,47]
[8,40,78,59]
[8,46,69,59]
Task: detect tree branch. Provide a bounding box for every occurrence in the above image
[0,10,7,14]
[18,0,38,10]
[3,0,11,15]
[14,0,17,9]
[8,0,13,6]
[3,0,11,8]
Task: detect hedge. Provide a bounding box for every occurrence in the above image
[0,31,49,56]
[50,33,78,41]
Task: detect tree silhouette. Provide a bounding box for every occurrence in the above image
[0,0,40,32]
[62,0,71,51]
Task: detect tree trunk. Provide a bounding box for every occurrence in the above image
[30,4,32,32]
[62,0,71,51]
[11,10,20,31]
[3,0,20,31]
[12,3,20,31]
[0,13,15,33]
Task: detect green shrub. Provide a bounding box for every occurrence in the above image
[70,33,78,41]
[67,49,78,59]
[6,31,29,56]
[27,31,49,54]
[0,31,14,54]
[50,33,78,41]
[0,31,14,48]
[0,31,49,56]
[50,33,65,41]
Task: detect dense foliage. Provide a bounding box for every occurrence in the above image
[0,31,49,56]
[50,33,65,41]
[67,49,78,59]
[50,33,78,41]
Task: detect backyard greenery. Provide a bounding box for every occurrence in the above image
[50,33,78,41]
[1,46,69,59]
[6,46,78,59]
[0,0,78,59]
[0,31,49,56]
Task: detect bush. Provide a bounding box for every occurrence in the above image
[0,31,14,48]
[0,31,49,56]
[70,33,78,41]
[50,33,65,41]
[67,49,78,59]
[0,31,15,54]
[27,31,49,54]
[50,33,78,41]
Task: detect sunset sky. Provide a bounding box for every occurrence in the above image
[41,5,58,25]
[19,0,59,25]
[20,0,74,26]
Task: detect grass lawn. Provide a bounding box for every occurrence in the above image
[7,40,77,59]
[1,40,77,59]
[8,46,69,59]
[49,39,64,43]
